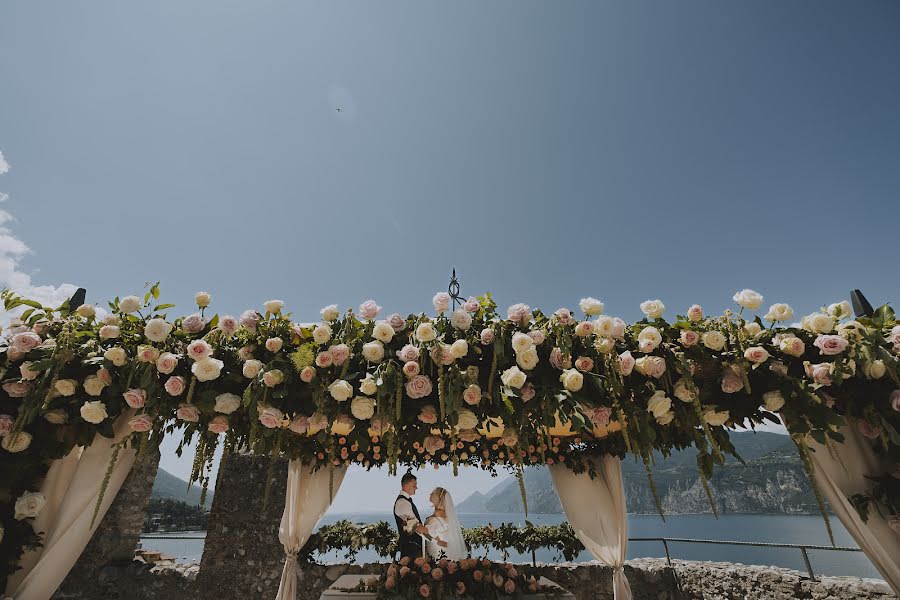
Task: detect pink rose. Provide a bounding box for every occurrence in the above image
[129,414,153,432]
[528,330,546,345]
[575,356,594,372]
[615,352,634,377]
[369,415,390,435]
[258,406,284,429]
[399,566,411,578]
[432,292,451,314]
[182,313,205,334]
[890,389,900,412]
[430,344,453,366]
[387,313,407,332]
[164,376,186,396]
[288,414,309,434]
[330,344,351,366]
[418,405,438,424]
[156,352,178,374]
[265,337,283,353]
[554,308,574,325]
[504,580,516,594]
[137,346,160,363]
[11,331,42,354]
[588,406,612,426]
[403,361,421,378]
[744,346,769,364]
[769,360,789,377]
[520,382,536,401]
[506,303,531,325]
[187,340,213,361]
[176,403,200,422]
[814,335,849,356]
[458,429,479,442]
[687,304,703,322]
[680,330,699,347]
[239,309,259,331]
[99,325,120,339]
[359,300,381,320]
[424,436,445,454]
[3,381,32,397]
[308,413,329,431]
[805,362,833,386]
[123,388,147,409]
[406,375,433,399]
[300,366,316,383]
[217,315,238,336]
[463,297,480,313]
[858,419,881,439]
[574,321,594,337]
[635,356,667,379]
[431,568,444,581]
[480,328,495,345]
[779,336,806,357]
[549,347,572,370]
[721,371,744,393]
[238,345,256,361]
[419,584,430,598]
[315,352,334,368]
[208,415,229,434]
[0,414,13,436]
[32,320,50,335]
[19,362,40,380]
[397,344,420,363]
[97,368,112,385]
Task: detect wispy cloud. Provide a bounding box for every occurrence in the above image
[0,149,77,320]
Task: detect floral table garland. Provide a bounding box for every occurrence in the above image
[1,286,899,584]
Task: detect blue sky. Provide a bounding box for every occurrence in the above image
[2,1,899,511]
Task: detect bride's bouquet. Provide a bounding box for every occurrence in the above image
[348,556,559,599]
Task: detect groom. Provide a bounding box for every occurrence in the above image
[393,472,445,559]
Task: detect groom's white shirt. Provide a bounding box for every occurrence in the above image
[394,491,421,533]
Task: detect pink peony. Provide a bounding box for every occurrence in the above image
[858,419,881,439]
[182,313,205,334]
[97,368,113,385]
[123,388,146,409]
[359,300,381,320]
[406,375,433,399]
[424,436,445,454]
[164,376,186,396]
[403,361,421,378]
[330,344,351,366]
[0,414,13,436]
[814,335,849,356]
[11,331,42,354]
[396,344,420,363]
[207,415,229,434]
[680,330,699,347]
[129,414,153,432]
[3,381,32,398]
[387,313,407,332]
[418,405,438,424]
[176,404,200,422]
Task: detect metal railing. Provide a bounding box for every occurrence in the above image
[629,537,862,582]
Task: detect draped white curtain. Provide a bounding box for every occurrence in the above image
[550,454,632,600]
[803,422,900,594]
[275,460,348,600]
[7,411,137,600]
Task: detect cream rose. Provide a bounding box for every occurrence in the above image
[456,409,479,430]
[637,326,662,352]
[864,360,886,380]
[263,369,285,388]
[83,376,107,397]
[594,337,616,354]
[579,297,604,316]
[144,318,173,343]
[102,347,126,367]
[54,378,77,397]
[264,299,284,314]
[2,431,32,452]
[321,304,340,322]
[480,328,495,345]
[372,322,395,343]
[560,368,584,392]
[463,384,482,406]
[516,347,539,371]
[155,352,178,374]
[732,289,763,310]
[119,295,141,314]
[512,332,534,354]
[640,299,665,319]
[744,346,769,364]
[313,323,332,344]
[43,409,67,425]
[501,366,527,389]
[635,356,667,378]
[351,396,376,420]
[243,359,263,379]
[574,321,594,337]
[802,313,835,334]
[164,376,186,396]
[14,491,45,521]
[619,351,635,376]
[359,376,378,396]
[329,379,354,402]
[451,309,473,331]
[415,322,437,343]
[76,304,96,318]
[137,345,160,363]
[449,339,468,360]
[99,325,120,339]
[779,335,805,357]
[674,378,696,403]
[214,392,242,414]
[764,303,794,323]
[702,331,726,351]
[191,357,224,382]
[687,305,703,322]
[80,400,108,424]
[593,316,615,337]
[265,337,284,353]
[646,390,672,418]
[362,340,385,363]
[703,409,730,427]
[828,301,852,320]
[762,390,785,412]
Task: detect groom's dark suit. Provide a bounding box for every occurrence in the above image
[393,493,424,559]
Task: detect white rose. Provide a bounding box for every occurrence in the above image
[320,304,340,322]
[362,340,385,363]
[500,366,527,389]
[640,299,665,319]
[593,316,616,337]
[99,325,121,340]
[102,314,121,326]
[75,304,96,318]
[560,368,584,392]
[329,379,354,402]
[762,390,785,412]
[456,409,479,430]
[702,331,726,351]
[359,376,378,396]
[512,332,535,354]
[118,295,141,314]
[350,396,376,420]
[80,400,108,424]
[2,431,32,452]
[594,337,616,354]
[415,322,437,343]
[764,303,794,323]
[372,322,395,343]
[264,299,284,314]
[802,313,835,334]
[732,289,763,310]
[646,390,672,418]
[864,360,886,380]
[516,347,539,370]
[195,291,212,308]
[637,326,662,351]
[673,378,696,403]
[242,359,263,379]
[14,491,45,520]
[144,318,173,343]
[450,339,469,360]
[743,322,763,338]
[192,357,224,382]
[214,392,242,414]
[312,323,332,345]
[703,410,730,427]
[54,379,78,397]
[828,301,852,320]
[579,297,604,316]
[83,376,107,397]
[450,309,473,331]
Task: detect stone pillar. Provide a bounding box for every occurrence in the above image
[53,444,162,598]
[196,453,289,600]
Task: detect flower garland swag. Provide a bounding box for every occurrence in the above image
[2,286,900,586]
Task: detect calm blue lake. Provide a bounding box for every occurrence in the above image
[139,513,880,580]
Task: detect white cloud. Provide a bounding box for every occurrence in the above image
[0,150,78,323]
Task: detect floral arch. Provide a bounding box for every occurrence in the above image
[1,285,899,599]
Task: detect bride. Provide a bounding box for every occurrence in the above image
[424,487,467,560]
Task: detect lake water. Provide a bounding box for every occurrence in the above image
[140,513,880,580]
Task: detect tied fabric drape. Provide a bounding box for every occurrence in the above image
[7,410,137,600]
[803,422,900,594]
[550,454,632,600]
[275,460,348,600]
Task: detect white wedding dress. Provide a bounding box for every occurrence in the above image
[424,492,467,560]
